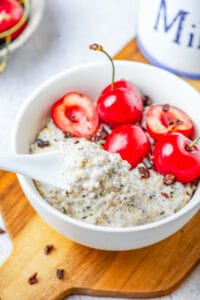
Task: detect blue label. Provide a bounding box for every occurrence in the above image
[154,0,200,48]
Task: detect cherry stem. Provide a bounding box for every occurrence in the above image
[188,136,200,148]
[89,43,115,90]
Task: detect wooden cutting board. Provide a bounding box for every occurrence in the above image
[0,39,200,300]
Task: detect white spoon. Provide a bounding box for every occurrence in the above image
[0,151,66,189]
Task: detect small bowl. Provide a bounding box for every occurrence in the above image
[11,61,200,251]
[0,0,44,58]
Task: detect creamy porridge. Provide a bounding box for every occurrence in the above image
[30,119,196,227]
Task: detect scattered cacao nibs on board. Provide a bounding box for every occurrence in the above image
[56,269,64,279]
[143,95,152,106]
[0,228,6,234]
[35,139,50,148]
[28,272,38,285]
[44,244,54,255]
[161,192,169,199]
[162,104,170,112]
[138,166,150,179]
[163,174,175,185]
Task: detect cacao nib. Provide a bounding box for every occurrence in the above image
[35,139,50,148]
[175,119,183,125]
[161,192,169,199]
[163,174,175,185]
[162,104,170,112]
[44,244,54,255]
[88,126,109,143]
[143,95,152,106]
[64,131,73,138]
[138,166,150,179]
[98,126,109,139]
[88,135,101,142]
[143,157,153,169]
[28,272,38,285]
[56,269,64,279]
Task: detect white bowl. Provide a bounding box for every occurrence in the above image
[11,61,200,251]
[0,0,44,58]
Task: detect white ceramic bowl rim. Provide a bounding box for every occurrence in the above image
[11,61,200,233]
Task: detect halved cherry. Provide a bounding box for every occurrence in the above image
[51,92,99,137]
[146,104,194,140]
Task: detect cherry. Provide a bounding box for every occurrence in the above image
[89,43,143,128]
[146,104,194,140]
[153,133,200,183]
[0,0,29,72]
[0,0,28,40]
[104,124,151,168]
[51,92,99,137]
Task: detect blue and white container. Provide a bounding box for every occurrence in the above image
[136,0,200,79]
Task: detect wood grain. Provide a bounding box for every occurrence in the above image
[0,39,200,300]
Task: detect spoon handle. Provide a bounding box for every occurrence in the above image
[0,152,62,186]
[0,153,33,174]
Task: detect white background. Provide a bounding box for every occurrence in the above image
[0,1,199,299]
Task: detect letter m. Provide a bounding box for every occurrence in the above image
[154,0,189,44]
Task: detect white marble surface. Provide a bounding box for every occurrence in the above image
[0,0,199,299]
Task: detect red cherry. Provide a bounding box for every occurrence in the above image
[0,0,26,40]
[153,133,200,183]
[146,104,194,140]
[51,92,99,137]
[97,79,143,127]
[89,43,143,127]
[104,124,151,168]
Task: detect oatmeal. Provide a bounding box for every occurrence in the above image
[30,119,196,227]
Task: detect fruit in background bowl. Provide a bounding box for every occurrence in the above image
[0,0,44,73]
[0,0,29,43]
[0,0,30,72]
